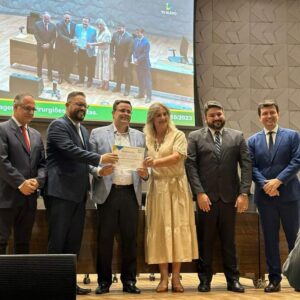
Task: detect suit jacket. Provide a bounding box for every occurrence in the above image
[55,20,76,52]
[89,123,145,206]
[45,115,100,202]
[74,24,96,57]
[133,36,151,68]
[110,31,133,63]
[248,127,300,203]
[0,118,46,208]
[186,127,252,203]
[34,20,56,47]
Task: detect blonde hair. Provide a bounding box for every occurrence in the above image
[143,102,176,144]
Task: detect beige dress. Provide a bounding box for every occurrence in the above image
[145,129,198,264]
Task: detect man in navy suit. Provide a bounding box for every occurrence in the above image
[45,91,118,295]
[248,100,300,293]
[74,18,97,87]
[133,28,152,103]
[33,12,56,81]
[0,93,46,255]
[55,12,76,84]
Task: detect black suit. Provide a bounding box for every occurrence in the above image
[186,127,252,283]
[45,115,100,256]
[0,118,46,254]
[110,31,133,92]
[55,20,76,80]
[34,20,56,78]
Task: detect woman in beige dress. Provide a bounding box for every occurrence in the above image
[144,102,198,293]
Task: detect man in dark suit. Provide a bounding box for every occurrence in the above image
[186,100,252,293]
[89,100,147,295]
[248,100,300,293]
[55,12,76,84]
[133,28,152,103]
[110,23,133,96]
[0,93,46,255]
[33,12,56,81]
[45,91,118,295]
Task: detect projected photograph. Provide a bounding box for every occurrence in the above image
[0,0,195,125]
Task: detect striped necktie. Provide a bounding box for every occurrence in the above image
[214,131,221,157]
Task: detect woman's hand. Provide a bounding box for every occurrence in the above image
[144,156,155,167]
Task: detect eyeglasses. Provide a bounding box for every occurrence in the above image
[116,109,132,114]
[73,102,89,109]
[20,105,37,113]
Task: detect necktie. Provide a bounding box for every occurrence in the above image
[214,131,221,157]
[21,126,30,152]
[75,123,84,146]
[268,131,274,153]
[67,23,70,34]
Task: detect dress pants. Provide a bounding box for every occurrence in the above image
[197,200,239,283]
[46,196,86,256]
[58,48,74,80]
[114,60,131,92]
[136,66,152,99]
[257,199,299,283]
[77,49,96,83]
[0,201,36,254]
[96,185,138,286]
[37,46,53,78]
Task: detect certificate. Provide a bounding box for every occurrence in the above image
[112,145,145,170]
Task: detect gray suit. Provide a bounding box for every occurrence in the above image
[89,123,145,206]
[0,118,46,253]
[89,123,145,286]
[186,127,252,283]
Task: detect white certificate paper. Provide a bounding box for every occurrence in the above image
[112,145,145,171]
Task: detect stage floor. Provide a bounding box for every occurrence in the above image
[76,273,298,299]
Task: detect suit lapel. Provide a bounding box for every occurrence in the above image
[107,124,115,150]
[204,128,217,157]
[271,128,283,162]
[9,119,30,156]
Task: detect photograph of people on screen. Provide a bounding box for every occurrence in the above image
[0,0,195,126]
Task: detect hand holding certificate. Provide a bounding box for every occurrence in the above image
[112,145,145,171]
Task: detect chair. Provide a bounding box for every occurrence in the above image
[168,36,193,65]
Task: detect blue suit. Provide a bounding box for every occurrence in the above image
[75,24,97,83]
[89,123,145,286]
[248,127,300,283]
[133,36,152,99]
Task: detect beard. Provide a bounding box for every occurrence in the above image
[207,119,225,130]
[70,110,86,122]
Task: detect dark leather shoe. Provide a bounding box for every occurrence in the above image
[76,285,91,295]
[95,283,110,294]
[227,280,245,293]
[264,282,281,293]
[123,282,141,294]
[198,281,211,292]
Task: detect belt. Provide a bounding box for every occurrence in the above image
[112,184,133,189]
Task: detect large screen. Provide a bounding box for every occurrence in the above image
[0,0,195,126]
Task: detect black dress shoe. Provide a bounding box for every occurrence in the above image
[227,280,245,293]
[95,283,110,294]
[76,285,91,295]
[123,282,141,294]
[198,281,211,292]
[264,282,281,293]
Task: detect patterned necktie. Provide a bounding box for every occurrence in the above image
[21,126,30,152]
[268,131,274,153]
[75,123,84,146]
[214,131,221,157]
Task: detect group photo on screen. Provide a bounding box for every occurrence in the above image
[0,0,195,125]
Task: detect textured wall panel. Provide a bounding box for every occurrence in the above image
[197,0,212,21]
[288,45,300,66]
[288,67,300,88]
[250,0,286,22]
[213,0,249,22]
[250,66,287,88]
[213,21,249,44]
[213,44,249,66]
[287,0,300,22]
[287,23,300,44]
[250,45,287,66]
[195,21,212,43]
[196,43,213,65]
[250,22,286,44]
[213,66,250,88]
